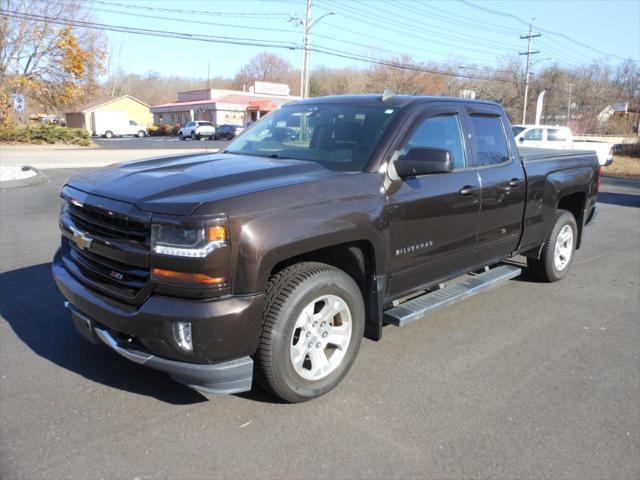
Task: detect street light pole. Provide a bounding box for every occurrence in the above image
[293,1,334,99]
[300,0,311,98]
[519,20,541,124]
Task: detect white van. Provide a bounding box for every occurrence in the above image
[92,110,148,138]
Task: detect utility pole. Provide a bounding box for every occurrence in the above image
[301,0,312,99]
[519,20,540,124]
[292,1,334,99]
[567,83,573,127]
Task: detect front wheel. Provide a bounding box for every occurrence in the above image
[527,210,578,282]
[136,130,145,138]
[256,262,365,402]
[104,131,113,139]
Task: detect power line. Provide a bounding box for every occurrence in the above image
[325,0,518,57]
[311,45,518,83]
[2,10,299,48]
[85,0,294,18]
[82,4,301,35]
[3,9,518,85]
[458,0,630,60]
[345,0,523,52]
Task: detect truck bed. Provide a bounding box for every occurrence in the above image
[517,147,596,162]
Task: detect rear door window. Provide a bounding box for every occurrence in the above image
[547,128,568,141]
[469,115,510,166]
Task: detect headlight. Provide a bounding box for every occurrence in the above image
[151,221,227,257]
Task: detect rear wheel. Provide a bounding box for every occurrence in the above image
[136,130,145,138]
[256,262,365,403]
[527,209,577,282]
[191,131,197,140]
[104,130,113,139]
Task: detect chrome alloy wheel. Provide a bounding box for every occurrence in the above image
[290,295,353,381]
[554,224,574,271]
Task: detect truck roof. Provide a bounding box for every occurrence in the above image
[291,94,501,109]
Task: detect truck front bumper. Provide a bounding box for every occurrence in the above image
[52,250,264,395]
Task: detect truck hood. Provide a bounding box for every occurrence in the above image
[66,153,340,216]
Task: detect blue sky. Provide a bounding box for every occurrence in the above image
[90,0,640,79]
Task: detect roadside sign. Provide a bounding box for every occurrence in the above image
[12,94,25,113]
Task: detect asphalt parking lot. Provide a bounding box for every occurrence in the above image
[0,170,638,479]
[91,135,230,150]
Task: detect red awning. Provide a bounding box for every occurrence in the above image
[246,100,279,112]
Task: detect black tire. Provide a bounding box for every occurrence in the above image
[104,131,113,139]
[256,262,365,403]
[527,209,578,282]
[137,130,145,138]
[191,131,197,140]
[178,132,184,141]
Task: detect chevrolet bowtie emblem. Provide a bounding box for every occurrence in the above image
[71,228,93,250]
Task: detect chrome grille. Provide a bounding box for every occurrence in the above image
[69,203,148,243]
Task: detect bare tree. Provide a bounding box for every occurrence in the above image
[0,0,107,120]
[232,52,294,90]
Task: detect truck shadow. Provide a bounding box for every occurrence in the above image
[596,192,640,208]
[0,263,210,405]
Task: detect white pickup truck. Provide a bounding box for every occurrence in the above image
[512,125,614,166]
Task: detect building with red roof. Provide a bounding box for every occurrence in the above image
[150,83,299,127]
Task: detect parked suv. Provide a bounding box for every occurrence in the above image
[178,121,215,140]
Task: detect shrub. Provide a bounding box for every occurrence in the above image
[0,124,92,146]
[147,124,181,136]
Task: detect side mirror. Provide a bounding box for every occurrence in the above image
[393,148,454,178]
[519,137,524,143]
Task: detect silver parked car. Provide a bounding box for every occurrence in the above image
[178,121,216,140]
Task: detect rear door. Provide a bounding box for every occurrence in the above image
[465,105,526,267]
[386,103,481,298]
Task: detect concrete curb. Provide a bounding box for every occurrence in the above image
[0,166,50,190]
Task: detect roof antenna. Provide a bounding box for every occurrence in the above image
[381,89,396,102]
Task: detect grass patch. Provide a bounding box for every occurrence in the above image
[603,155,640,178]
[0,124,92,146]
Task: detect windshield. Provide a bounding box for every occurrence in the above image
[512,125,526,137]
[225,104,401,171]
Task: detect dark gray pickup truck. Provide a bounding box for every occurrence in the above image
[53,94,599,402]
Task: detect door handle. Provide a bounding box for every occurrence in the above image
[508,178,520,187]
[459,185,475,196]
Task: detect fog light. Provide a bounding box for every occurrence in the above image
[173,321,193,351]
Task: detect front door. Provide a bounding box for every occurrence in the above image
[386,104,481,299]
